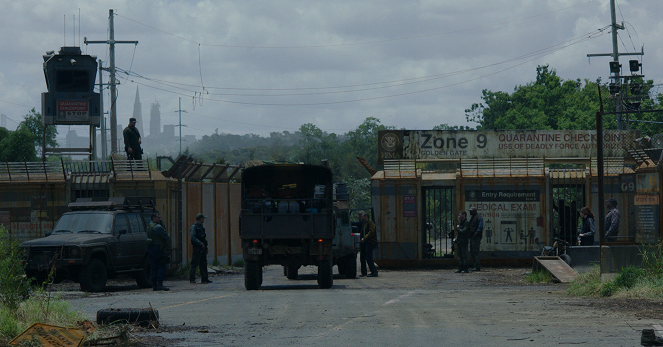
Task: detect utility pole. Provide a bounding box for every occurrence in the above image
[99,60,107,159]
[85,9,138,154]
[587,0,643,130]
[176,97,188,157]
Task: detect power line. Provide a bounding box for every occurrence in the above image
[115,1,594,49]
[120,28,606,106]
[116,26,607,99]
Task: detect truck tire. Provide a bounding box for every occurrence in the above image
[134,257,153,289]
[317,258,333,289]
[286,265,299,280]
[245,261,262,290]
[97,308,159,327]
[344,253,357,279]
[80,258,108,292]
[337,259,346,276]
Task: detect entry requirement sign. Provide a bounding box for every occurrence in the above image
[378,130,639,164]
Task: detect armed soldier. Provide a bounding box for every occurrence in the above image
[123,117,142,160]
[147,212,170,291]
[468,206,484,271]
[189,213,212,284]
[454,210,470,273]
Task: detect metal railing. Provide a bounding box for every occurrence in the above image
[0,158,151,182]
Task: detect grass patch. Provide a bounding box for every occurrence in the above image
[233,259,245,268]
[567,244,663,298]
[525,270,553,283]
[0,290,88,345]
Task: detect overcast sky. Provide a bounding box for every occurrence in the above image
[1,0,662,142]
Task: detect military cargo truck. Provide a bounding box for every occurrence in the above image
[240,164,357,289]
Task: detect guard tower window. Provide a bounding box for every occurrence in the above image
[56,70,89,92]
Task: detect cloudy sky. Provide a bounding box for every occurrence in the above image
[0,0,662,143]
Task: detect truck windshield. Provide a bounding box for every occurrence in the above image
[53,213,114,234]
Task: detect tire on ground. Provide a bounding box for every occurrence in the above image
[344,253,357,279]
[560,254,572,267]
[317,258,333,289]
[286,265,299,280]
[96,308,159,327]
[134,256,153,289]
[79,258,108,292]
[245,260,262,290]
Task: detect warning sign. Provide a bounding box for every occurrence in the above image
[57,100,89,122]
[8,323,86,347]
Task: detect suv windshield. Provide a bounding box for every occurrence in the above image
[52,213,114,234]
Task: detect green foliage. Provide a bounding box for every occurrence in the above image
[567,265,603,296]
[0,291,86,345]
[641,243,663,278]
[20,108,58,151]
[525,270,553,283]
[613,266,646,289]
[465,65,663,135]
[232,259,244,267]
[0,227,30,311]
[347,178,371,210]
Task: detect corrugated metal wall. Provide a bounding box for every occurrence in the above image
[0,175,243,268]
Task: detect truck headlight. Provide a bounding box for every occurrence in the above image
[69,247,80,257]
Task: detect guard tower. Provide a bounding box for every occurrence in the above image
[41,46,100,159]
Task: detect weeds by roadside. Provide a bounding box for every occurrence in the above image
[567,243,663,298]
[525,270,553,283]
[0,227,87,345]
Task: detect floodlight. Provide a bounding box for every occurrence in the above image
[609,61,621,73]
[629,60,640,72]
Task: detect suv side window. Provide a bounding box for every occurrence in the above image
[115,214,129,235]
[128,213,145,234]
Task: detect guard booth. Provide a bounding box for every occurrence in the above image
[372,129,657,269]
[41,46,100,158]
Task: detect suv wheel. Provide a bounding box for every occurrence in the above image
[80,258,108,292]
[134,257,153,289]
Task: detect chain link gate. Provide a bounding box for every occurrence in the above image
[422,187,455,258]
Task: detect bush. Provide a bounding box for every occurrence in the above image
[0,227,30,311]
[641,243,663,278]
[613,266,646,289]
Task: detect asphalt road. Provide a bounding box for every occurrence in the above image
[62,266,659,346]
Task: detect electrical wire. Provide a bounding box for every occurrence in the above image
[118,27,607,105]
[115,1,594,49]
[115,26,608,99]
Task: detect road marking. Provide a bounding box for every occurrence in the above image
[382,290,417,306]
[159,294,234,310]
[654,324,663,336]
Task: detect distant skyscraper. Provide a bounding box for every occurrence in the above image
[150,101,161,137]
[132,87,144,136]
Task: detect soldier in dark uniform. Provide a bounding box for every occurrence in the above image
[189,213,212,284]
[147,212,170,291]
[123,117,142,160]
[454,210,470,273]
[468,206,484,271]
[359,211,378,277]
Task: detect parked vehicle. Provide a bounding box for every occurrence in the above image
[240,163,350,290]
[541,237,572,266]
[21,197,157,292]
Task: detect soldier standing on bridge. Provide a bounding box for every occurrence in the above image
[123,117,142,160]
